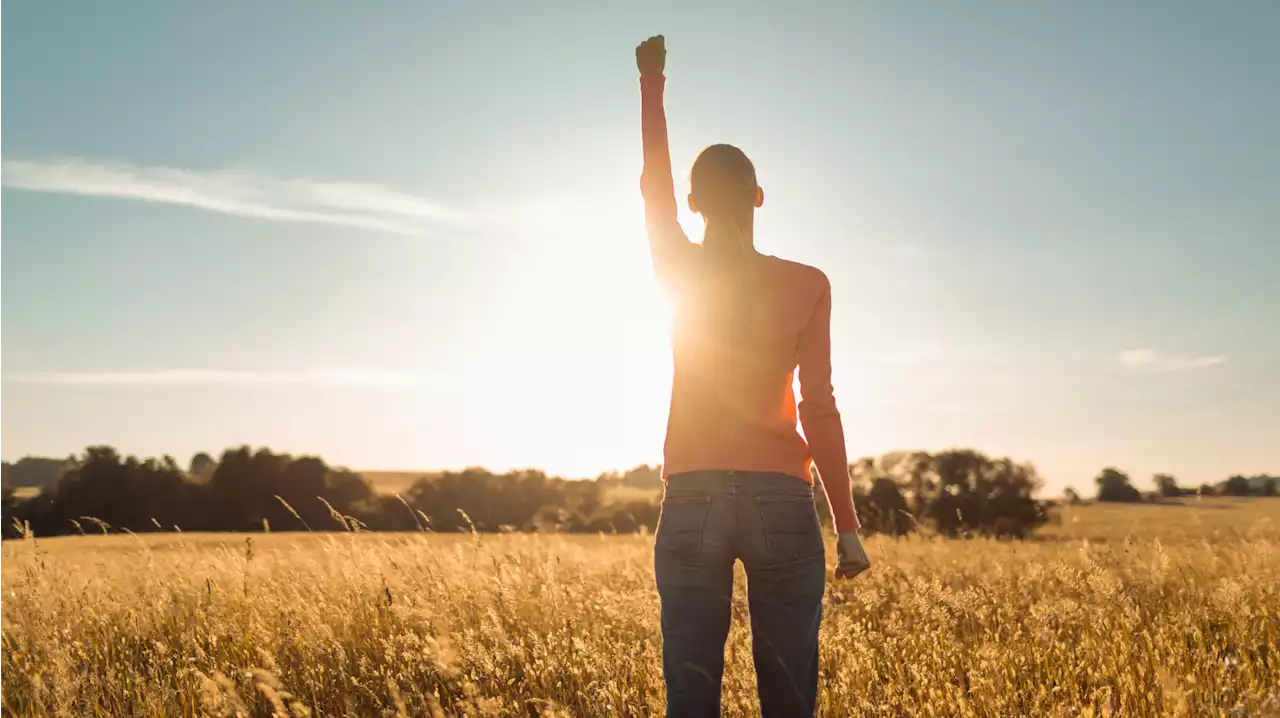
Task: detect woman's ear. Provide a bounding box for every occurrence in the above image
[687,193,700,214]
[754,186,765,208]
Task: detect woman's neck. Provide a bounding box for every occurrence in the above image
[702,218,757,260]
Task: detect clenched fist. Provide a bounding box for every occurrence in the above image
[835,531,871,580]
[636,35,666,77]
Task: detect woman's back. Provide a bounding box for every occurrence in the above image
[664,252,831,481]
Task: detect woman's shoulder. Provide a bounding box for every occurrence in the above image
[759,254,830,292]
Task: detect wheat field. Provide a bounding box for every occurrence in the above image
[3,499,1278,717]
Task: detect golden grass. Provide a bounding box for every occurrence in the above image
[3,499,1278,717]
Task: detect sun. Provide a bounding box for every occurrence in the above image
[461,204,677,477]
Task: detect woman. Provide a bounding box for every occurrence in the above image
[637,35,872,718]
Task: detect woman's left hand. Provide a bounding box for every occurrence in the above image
[835,531,871,580]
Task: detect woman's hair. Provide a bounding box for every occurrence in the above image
[689,145,760,331]
[690,144,757,218]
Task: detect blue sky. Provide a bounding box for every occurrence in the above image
[3,1,1277,493]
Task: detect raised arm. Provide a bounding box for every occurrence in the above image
[636,35,693,288]
[796,272,861,536]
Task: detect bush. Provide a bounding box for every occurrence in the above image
[1095,468,1143,503]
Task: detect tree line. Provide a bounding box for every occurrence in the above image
[2,447,632,538]
[2,445,1271,540]
[1071,467,1278,504]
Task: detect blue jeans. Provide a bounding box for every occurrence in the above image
[654,471,827,718]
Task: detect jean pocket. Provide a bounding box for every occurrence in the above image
[656,495,711,559]
[755,494,823,560]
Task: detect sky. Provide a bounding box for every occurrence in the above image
[3,1,1278,494]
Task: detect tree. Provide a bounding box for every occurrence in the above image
[30,446,201,534]
[1063,486,1081,505]
[1095,468,1142,503]
[890,451,937,519]
[199,447,380,531]
[621,465,662,489]
[1154,474,1181,499]
[2,457,73,491]
[1,484,16,537]
[1221,475,1253,497]
[864,478,912,537]
[189,452,217,481]
[1263,478,1277,497]
[0,460,12,501]
[924,450,1047,538]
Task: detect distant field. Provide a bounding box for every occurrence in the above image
[3,499,1278,716]
[359,470,663,505]
[1044,495,1279,541]
[600,483,662,505]
[360,470,435,494]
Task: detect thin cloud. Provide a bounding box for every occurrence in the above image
[1,158,472,236]
[1117,349,1227,372]
[3,368,442,388]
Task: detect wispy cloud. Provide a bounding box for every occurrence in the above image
[1,158,472,236]
[3,368,442,388]
[1117,349,1227,372]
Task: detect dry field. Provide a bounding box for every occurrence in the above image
[2,499,1278,717]
[360,472,436,496]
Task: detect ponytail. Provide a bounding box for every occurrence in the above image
[689,145,761,342]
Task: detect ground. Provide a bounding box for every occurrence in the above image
[2,498,1278,717]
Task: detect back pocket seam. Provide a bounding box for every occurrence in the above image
[755,495,821,555]
[656,496,711,557]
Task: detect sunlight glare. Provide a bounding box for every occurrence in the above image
[463,193,675,476]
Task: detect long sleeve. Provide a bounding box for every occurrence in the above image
[797,275,860,532]
[639,74,693,288]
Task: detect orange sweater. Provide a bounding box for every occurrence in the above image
[641,74,860,532]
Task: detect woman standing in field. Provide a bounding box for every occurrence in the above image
[636,35,871,718]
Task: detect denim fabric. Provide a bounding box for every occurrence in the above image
[654,471,827,718]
